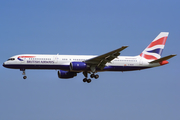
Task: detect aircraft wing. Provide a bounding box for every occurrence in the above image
[85,46,128,69]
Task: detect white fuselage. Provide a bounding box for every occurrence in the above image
[2,32,174,82]
[3,54,160,72]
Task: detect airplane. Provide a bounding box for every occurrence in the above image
[3,32,176,83]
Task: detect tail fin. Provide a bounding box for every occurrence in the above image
[140,32,169,60]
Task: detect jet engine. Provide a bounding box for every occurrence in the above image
[58,70,77,79]
[70,62,87,71]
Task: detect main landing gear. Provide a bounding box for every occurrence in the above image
[83,78,91,83]
[83,72,99,83]
[90,74,99,79]
[21,69,27,79]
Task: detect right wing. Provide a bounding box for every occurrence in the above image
[85,46,128,69]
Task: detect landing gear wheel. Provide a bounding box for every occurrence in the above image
[95,74,99,79]
[87,79,91,83]
[23,76,27,79]
[90,74,95,78]
[90,74,99,79]
[83,78,87,82]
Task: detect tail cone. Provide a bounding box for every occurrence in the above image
[159,60,169,65]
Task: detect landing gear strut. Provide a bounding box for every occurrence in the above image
[83,72,91,83]
[21,69,27,79]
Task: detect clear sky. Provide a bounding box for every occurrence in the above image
[0,0,180,120]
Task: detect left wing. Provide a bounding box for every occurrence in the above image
[85,46,128,69]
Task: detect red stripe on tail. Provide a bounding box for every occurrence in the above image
[140,53,158,60]
[147,37,167,48]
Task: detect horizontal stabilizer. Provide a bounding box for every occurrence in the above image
[149,54,176,63]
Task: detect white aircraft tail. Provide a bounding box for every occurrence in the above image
[140,32,169,61]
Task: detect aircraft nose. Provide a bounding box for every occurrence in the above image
[3,62,6,67]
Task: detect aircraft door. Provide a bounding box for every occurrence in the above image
[139,58,143,65]
[53,55,58,63]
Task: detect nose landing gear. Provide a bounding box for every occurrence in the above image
[23,75,27,79]
[21,69,27,79]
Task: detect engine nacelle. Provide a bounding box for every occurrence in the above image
[58,70,77,79]
[70,62,87,71]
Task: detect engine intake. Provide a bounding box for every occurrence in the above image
[58,70,77,79]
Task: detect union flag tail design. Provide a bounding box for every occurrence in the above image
[140,32,169,60]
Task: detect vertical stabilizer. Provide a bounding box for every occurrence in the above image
[140,32,169,60]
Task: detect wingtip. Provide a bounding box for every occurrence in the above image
[171,54,177,57]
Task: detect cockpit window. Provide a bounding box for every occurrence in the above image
[7,58,15,61]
